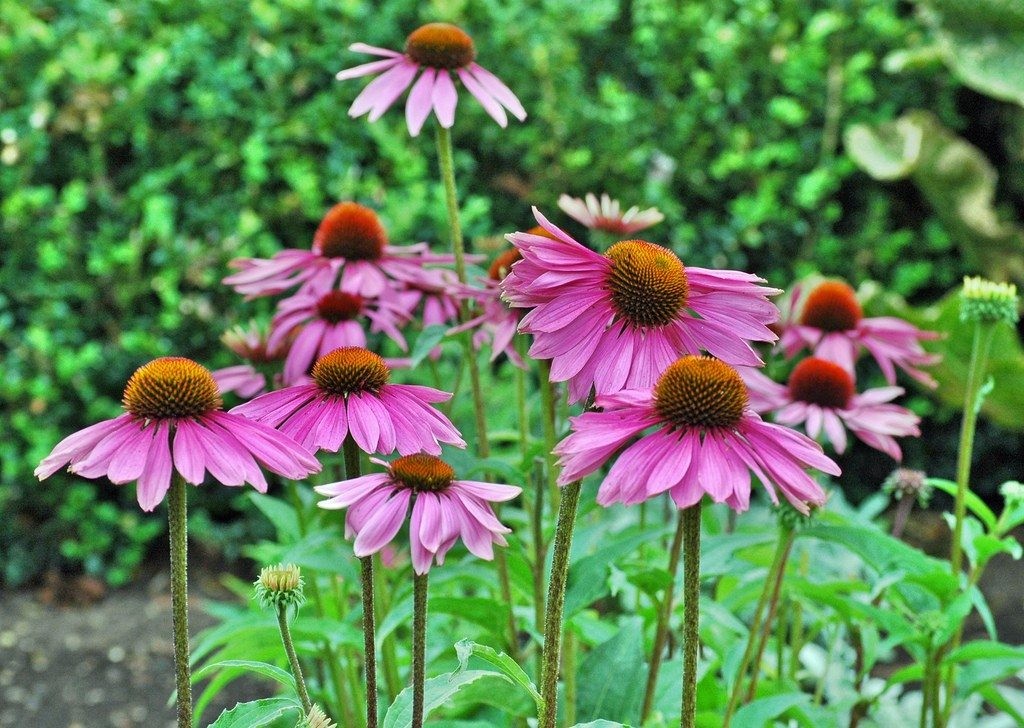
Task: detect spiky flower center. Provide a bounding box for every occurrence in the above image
[405,23,476,69]
[390,453,455,493]
[312,347,390,395]
[313,202,387,261]
[788,357,854,409]
[122,357,222,419]
[654,356,747,429]
[488,248,522,280]
[799,281,862,332]
[316,291,363,323]
[605,240,688,328]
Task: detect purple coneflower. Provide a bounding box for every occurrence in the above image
[315,453,520,574]
[780,280,940,387]
[224,202,453,299]
[269,286,411,385]
[35,357,321,511]
[232,347,465,456]
[557,193,664,235]
[502,208,781,402]
[555,355,839,513]
[740,357,921,461]
[336,23,526,136]
[450,246,526,367]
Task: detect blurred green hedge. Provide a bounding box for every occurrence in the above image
[0,0,1012,585]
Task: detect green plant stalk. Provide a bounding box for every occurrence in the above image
[949,322,997,575]
[168,474,192,728]
[412,572,429,728]
[680,501,703,728]
[564,628,578,726]
[434,122,520,664]
[723,525,793,726]
[539,360,559,508]
[277,603,312,713]
[641,509,687,723]
[539,479,583,728]
[942,322,997,723]
[344,437,379,728]
[744,530,796,701]
[920,650,932,728]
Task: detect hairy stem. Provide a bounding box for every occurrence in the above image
[277,603,312,713]
[680,501,703,728]
[641,509,686,722]
[412,572,429,728]
[539,479,582,728]
[168,475,192,728]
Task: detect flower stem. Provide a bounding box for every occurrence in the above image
[167,474,192,728]
[723,525,793,726]
[949,322,996,575]
[744,530,796,701]
[344,437,378,728]
[641,509,686,723]
[277,603,312,713]
[680,501,703,728]
[412,572,429,728]
[539,478,582,728]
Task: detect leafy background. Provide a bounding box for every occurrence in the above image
[2,0,1022,586]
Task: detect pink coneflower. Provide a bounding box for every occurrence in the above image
[315,453,520,573]
[740,357,921,461]
[555,356,839,513]
[269,286,411,385]
[450,247,526,367]
[35,358,321,511]
[336,23,527,137]
[557,193,664,235]
[212,322,290,397]
[232,347,465,456]
[224,202,453,299]
[502,208,781,402]
[393,266,462,329]
[780,280,940,387]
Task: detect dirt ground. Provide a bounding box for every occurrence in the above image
[1,512,1022,728]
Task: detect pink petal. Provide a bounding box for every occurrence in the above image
[336,56,404,81]
[467,63,526,120]
[456,67,507,127]
[405,68,437,137]
[432,71,458,128]
[137,422,173,512]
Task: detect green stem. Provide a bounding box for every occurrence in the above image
[641,509,686,723]
[680,501,703,728]
[277,603,312,713]
[412,572,429,728]
[539,360,559,509]
[539,479,583,728]
[168,475,192,728]
[723,526,793,726]
[950,323,996,575]
[744,530,796,701]
[344,438,378,728]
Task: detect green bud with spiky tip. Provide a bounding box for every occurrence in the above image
[254,563,305,610]
[297,705,337,728]
[776,500,816,531]
[883,468,932,508]
[960,276,1019,325]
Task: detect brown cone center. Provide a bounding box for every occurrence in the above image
[654,356,748,429]
[311,347,390,395]
[605,240,688,328]
[316,291,364,323]
[799,281,862,332]
[314,202,387,261]
[788,357,854,409]
[122,357,222,419]
[404,23,476,69]
[390,453,455,493]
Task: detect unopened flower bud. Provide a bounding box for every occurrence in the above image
[776,500,816,531]
[960,276,1019,325]
[883,468,932,508]
[254,563,305,609]
[299,705,336,728]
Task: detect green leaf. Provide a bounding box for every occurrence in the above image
[429,597,511,639]
[926,478,997,531]
[454,639,543,708]
[570,722,627,727]
[575,617,646,724]
[208,697,303,727]
[733,693,811,727]
[410,325,450,366]
[382,670,510,728]
[192,659,296,691]
[248,493,301,543]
